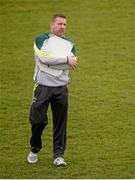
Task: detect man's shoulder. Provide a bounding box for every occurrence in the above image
[35,32,50,49]
[62,36,76,54]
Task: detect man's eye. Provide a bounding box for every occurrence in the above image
[58,23,66,26]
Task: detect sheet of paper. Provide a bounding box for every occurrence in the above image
[42,35,73,57]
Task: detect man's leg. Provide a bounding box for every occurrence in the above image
[29,85,50,153]
[51,86,68,159]
[30,123,46,153]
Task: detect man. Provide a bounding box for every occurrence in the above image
[27,14,77,166]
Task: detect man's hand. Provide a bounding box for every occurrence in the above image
[67,56,77,69]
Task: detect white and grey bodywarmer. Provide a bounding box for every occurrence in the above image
[33,32,77,87]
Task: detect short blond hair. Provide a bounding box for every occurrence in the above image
[51,14,66,22]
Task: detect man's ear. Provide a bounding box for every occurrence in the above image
[50,22,53,30]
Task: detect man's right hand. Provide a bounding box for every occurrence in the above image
[67,56,77,69]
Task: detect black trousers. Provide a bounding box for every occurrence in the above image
[29,84,68,159]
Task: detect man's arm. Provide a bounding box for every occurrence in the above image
[45,45,77,70]
[48,56,77,70]
[34,42,68,65]
[34,34,77,68]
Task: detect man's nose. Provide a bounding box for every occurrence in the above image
[61,24,66,29]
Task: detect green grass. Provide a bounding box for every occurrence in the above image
[1,0,135,178]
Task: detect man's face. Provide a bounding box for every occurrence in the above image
[50,17,66,36]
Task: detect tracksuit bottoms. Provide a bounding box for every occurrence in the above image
[29,84,68,159]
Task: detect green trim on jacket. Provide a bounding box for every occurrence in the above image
[35,33,49,49]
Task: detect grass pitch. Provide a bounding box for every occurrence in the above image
[0,0,135,178]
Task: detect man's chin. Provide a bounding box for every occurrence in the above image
[57,31,65,36]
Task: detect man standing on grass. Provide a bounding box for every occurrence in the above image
[27,14,77,166]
